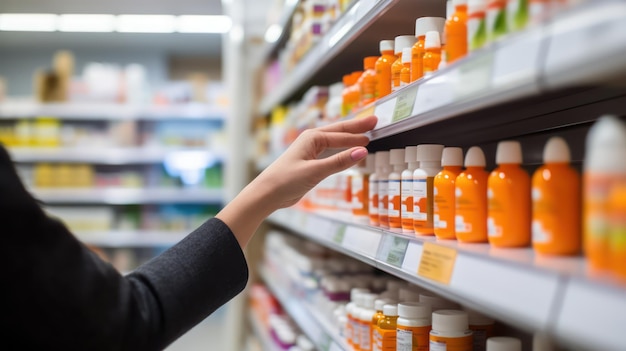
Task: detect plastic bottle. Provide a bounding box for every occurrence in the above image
[445,0,468,64]
[361,56,379,106]
[372,298,396,351]
[353,154,375,223]
[466,309,494,351]
[429,310,473,351]
[347,288,370,348]
[411,17,446,82]
[341,74,355,117]
[414,144,445,236]
[378,151,392,228]
[455,147,489,243]
[609,183,626,280]
[392,36,417,92]
[402,146,419,233]
[388,149,407,232]
[488,141,531,247]
[349,71,364,113]
[532,137,581,255]
[507,0,529,32]
[375,40,397,99]
[400,48,412,88]
[486,337,521,351]
[584,116,626,271]
[375,304,399,351]
[434,147,464,240]
[370,153,380,226]
[397,302,432,351]
[423,31,442,76]
[352,293,366,350]
[359,293,379,351]
[487,0,508,42]
[467,0,488,52]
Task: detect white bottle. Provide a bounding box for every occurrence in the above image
[347,288,369,346]
[413,144,444,235]
[352,154,375,223]
[377,151,391,228]
[486,337,522,351]
[402,146,419,233]
[397,302,432,351]
[429,310,473,350]
[388,148,407,232]
[359,293,378,351]
[369,153,380,226]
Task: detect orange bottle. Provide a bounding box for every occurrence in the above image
[413,144,444,236]
[392,35,416,92]
[349,71,364,113]
[423,31,442,76]
[374,304,398,351]
[445,0,468,63]
[411,17,445,82]
[388,149,406,232]
[434,147,464,240]
[341,74,353,117]
[399,48,412,88]
[375,40,396,99]
[532,137,581,255]
[488,141,531,247]
[609,183,626,280]
[361,56,379,106]
[353,154,374,222]
[455,146,489,243]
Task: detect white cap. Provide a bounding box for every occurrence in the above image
[464,146,486,167]
[487,337,522,351]
[364,154,376,173]
[380,39,394,53]
[375,298,396,311]
[417,144,445,162]
[495,140,523,165]
[441,147,463,167]
[415,17,446,37]
[543,137,571,163]
[419,293,459,310]
[399,288,421,302]
[402,47,412,64]
[394,35,416,55]
[329,81,344,97]
[585,115,626,173]
[375,151,390,170]
[404,146,418,164]
[466,308,494,325]
[425,31,441,49]
[362,293,377,310]
[390,148,406,165]
[398,302,431,319]
[351,288,369,302]
[383,304,398,316]
[432,310,468,332]
[468,0,487,14]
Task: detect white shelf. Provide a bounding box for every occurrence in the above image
[267,207,626,350]
[75,230,188,247]
[8,146,223,165]
[0,101,227,121]
[31,187,223,204]
[260,265,349,351]
[248,311,282,351]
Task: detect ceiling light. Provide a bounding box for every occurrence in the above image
[177,15,232,33]
[58,14,115,32]
[116,15,176,33]
[264,24,282,43]
[0,13,57,32]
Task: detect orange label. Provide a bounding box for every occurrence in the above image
[401,178,414,231]
[429,332,473,351]
[434,170,461,240]
[388,179,402,229]
[375,328,397,351]
[397,325,431,351]
[360,320,373,351]
[418,242,457,285]
[414,177,435,234]
[372,326,382,351]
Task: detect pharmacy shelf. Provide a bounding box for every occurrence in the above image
[267,207,626,350]
[31,187,223,205]
[248,311,282,351]
[260,266,349,351]
[8,147,223,165]
[259,0,626,121]
[74,230,188,247]
[0,101,227,121]
[260,0,302,62]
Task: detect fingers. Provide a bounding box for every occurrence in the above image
[314,132,370,151]
[317,115,378,134]
[313,146,368,176]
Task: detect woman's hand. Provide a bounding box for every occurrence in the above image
[217,115,378,247]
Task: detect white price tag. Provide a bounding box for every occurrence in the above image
[412,75,454,115]
[454,52,493,99]
[374,97,397,129]
[342,226,382,258]
[401,241,423,274]
[492,28,543,89]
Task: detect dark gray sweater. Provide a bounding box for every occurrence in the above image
[0,145,249,350]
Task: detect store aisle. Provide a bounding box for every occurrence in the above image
[166,307,227,351]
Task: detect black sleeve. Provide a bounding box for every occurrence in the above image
[0,145,249,350]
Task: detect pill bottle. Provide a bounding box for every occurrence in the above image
[397,302,432,351]
[455,146,489,243]
[434,147,464,240]
[466,309,494,351]
[486,337,521,351]
[414,144,445,236]
[402,146,419,233]
[429,310,473,351]
[389,148,407,232]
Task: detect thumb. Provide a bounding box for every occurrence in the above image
[315,147,368,177]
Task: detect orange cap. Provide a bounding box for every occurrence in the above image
[363,56,378,70]
[342,74,351,85]
[351,71,363,84]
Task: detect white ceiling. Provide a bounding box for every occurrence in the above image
[0,0,224,15]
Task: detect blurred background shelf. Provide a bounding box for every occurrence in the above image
[31,187,223,204]
[74,230,189,247]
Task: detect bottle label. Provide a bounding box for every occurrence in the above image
[455,215,472,233]
[352,318,361,346]
[379,180,388,213]
[467,14,487,51]
[372,326,382,351]
[346,316,354,345]
[413,179,428,221]
[470,325,494,351]
[429,332,473,351]
[370,180,379,217]
[401,179,414,218]
[361,321,372,351]
[397,325,431,351]
[414,177,435,233]
[375,329,397,351]
[388,180,401,218]
[352,175,365,210]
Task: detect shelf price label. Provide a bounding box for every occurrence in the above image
[333,224,347,244]
[377,235,410,267]
[392,86,419,123]
[417,242,457,285]
[454,51,494,99]
[355,104,376,120]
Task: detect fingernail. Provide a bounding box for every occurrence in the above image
[350,148,368,161]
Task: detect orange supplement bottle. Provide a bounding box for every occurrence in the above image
[349,71,364,113]
[341,74,353,117]
[392,35,416,92]
[377,151,392,228]
[400,48,412,88]
[388,149,407,232]
[455,146,489,243]
[397,302,432,351]
[372,298,394,351]
[423,31,442,76]
[488,141,531,247]
[374,304,398,351]
[361,56,379,106]
[609,183,626,280]
[532,137,581,255]
[434,147,464,240]
[414,144,444,236]
[429,310,473,351]
[584,116,626,271]
[411,17,446,82]
[375,40,397,99]
[445,0,468,63]
[402,146,419,233]
[353,154,375,223]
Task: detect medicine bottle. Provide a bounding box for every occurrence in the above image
[375,304,399,351]
[413,144,445,235]
[402,146,419,233]
[467,0,488,52]
[486,337,521,351]
[423,31,442,76]
[369,153,380,226]
[400,48,412,88]
[353,154,375,223]
[429,310,473,351]
[411,17,446,81]
[378,151,392,228]
[445,0,468,63]
[397,302,432,351]
[347,288,370,347]
[388,148,407,232]
[361,56,379,106]
[434,147,464,240]
[375,40,397,99]
[392,36,417,91]
[455,146,489,243]
[359,293,378,351]
[372,298,396,351]
[466,309,494,351]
